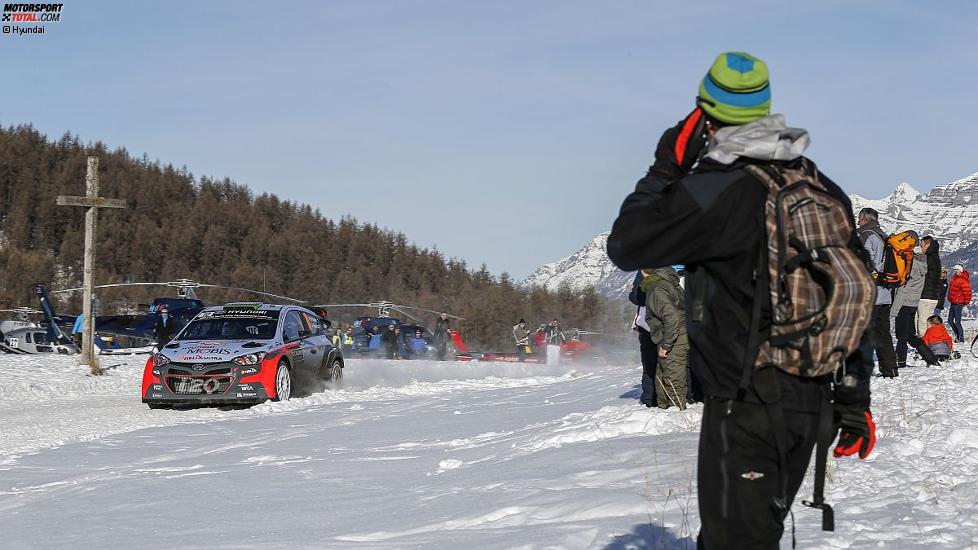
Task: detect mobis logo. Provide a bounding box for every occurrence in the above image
[2,3,63,22]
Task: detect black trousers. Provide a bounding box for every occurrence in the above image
[894,306,936,365]
[697,398,821,550]
[869,304,898,375]
[637,329,658,406]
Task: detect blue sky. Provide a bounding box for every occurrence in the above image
[2,1,976,278]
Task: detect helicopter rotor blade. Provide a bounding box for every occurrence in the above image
[194,284,306,304]
[50,282,167,294]
[388,306,421,323]
[391,304,465,320]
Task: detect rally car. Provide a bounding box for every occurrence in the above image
[141,303,343,408]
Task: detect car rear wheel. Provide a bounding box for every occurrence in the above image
[273,361,292,401]
[323,359,343,387]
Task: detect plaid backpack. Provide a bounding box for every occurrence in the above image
[745,160,875,378]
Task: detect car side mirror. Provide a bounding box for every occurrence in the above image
[322,320,332,330]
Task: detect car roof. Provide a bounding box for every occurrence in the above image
[201,303,291,313]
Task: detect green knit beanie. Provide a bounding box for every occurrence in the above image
[697,52,771,125]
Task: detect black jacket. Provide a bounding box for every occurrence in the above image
[154,316,175,345]
[434,318,450,340]
[607,157,869,409]
[628,271,645,307]
[383,328,398,348]
[920,239,943,300]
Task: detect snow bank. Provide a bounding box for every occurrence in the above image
[2,353,978,548]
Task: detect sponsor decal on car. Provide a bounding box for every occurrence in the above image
[236,392,259,398]
[176,355,229,361]
[183,347,233,355]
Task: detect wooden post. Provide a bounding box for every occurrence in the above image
[57,157,127,375]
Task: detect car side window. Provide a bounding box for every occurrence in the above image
[283,311,305,342]
[302,313,324,335]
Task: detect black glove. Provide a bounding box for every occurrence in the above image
[650,108,709,181]
[833,404,876,459]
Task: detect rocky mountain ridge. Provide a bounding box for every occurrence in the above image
[524,171,978,298]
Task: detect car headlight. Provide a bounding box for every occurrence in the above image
[232,352,266,366]
[154,354,171,367]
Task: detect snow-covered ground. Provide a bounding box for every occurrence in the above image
[1,353,978,549]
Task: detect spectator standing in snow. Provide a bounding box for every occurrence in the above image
[154,306,175,347]
[629,272,658,407]
[382,324,398,359]
[918,236,942,335]
[891,238,939,368]
[641,267,687,410]
[547,319,565,345]
[513,319,530,361]
[433,313,451,360]
[857,208,899,378]
[607,52,875,548]
[533,325,548,348]
[72,313,84,349]
[408,329,427,358]
[948,264,972,343]
[368,325,382,351]
[922,315,954,361]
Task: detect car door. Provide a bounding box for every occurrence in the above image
[301,311,329,368]
[282,310,306,369]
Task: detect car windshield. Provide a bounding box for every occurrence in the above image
[178,312,280,340]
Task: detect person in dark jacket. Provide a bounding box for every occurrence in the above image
[153,306,175,347]
[606,52,875,549]
[383,324,399,359]
[629,272,658,407]
[918,236,942,335]
[856,209,899,378]
[434,313,450,360]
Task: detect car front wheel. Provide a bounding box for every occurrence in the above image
[273,361,292,401]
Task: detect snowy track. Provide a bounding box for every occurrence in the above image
[1,355,977,548]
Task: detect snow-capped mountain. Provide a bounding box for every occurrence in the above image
[525,171,978,298]
[521,232,633,297]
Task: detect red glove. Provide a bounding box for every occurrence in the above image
[650,108,709,181]
[833,409,876,459]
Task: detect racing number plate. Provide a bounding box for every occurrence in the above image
[175,378,204,394]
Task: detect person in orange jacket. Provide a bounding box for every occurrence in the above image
[922,315,954,361]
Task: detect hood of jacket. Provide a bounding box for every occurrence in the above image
[705,114,811,165]
[639,267,680,292]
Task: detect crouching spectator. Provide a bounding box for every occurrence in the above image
[642,266,688,410]
[923,315,954,361]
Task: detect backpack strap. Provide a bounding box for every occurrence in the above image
[802,396,837,532]
[738,242,767,394]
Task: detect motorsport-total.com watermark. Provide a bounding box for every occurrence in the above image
[2,3,64,37]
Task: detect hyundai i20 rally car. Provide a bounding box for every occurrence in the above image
[141,303,343,409]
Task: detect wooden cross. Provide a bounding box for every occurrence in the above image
[56,157,126,374]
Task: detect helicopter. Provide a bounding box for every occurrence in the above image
[319,301,467,358]
[0,305,78,355]
[38,279,307,354]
